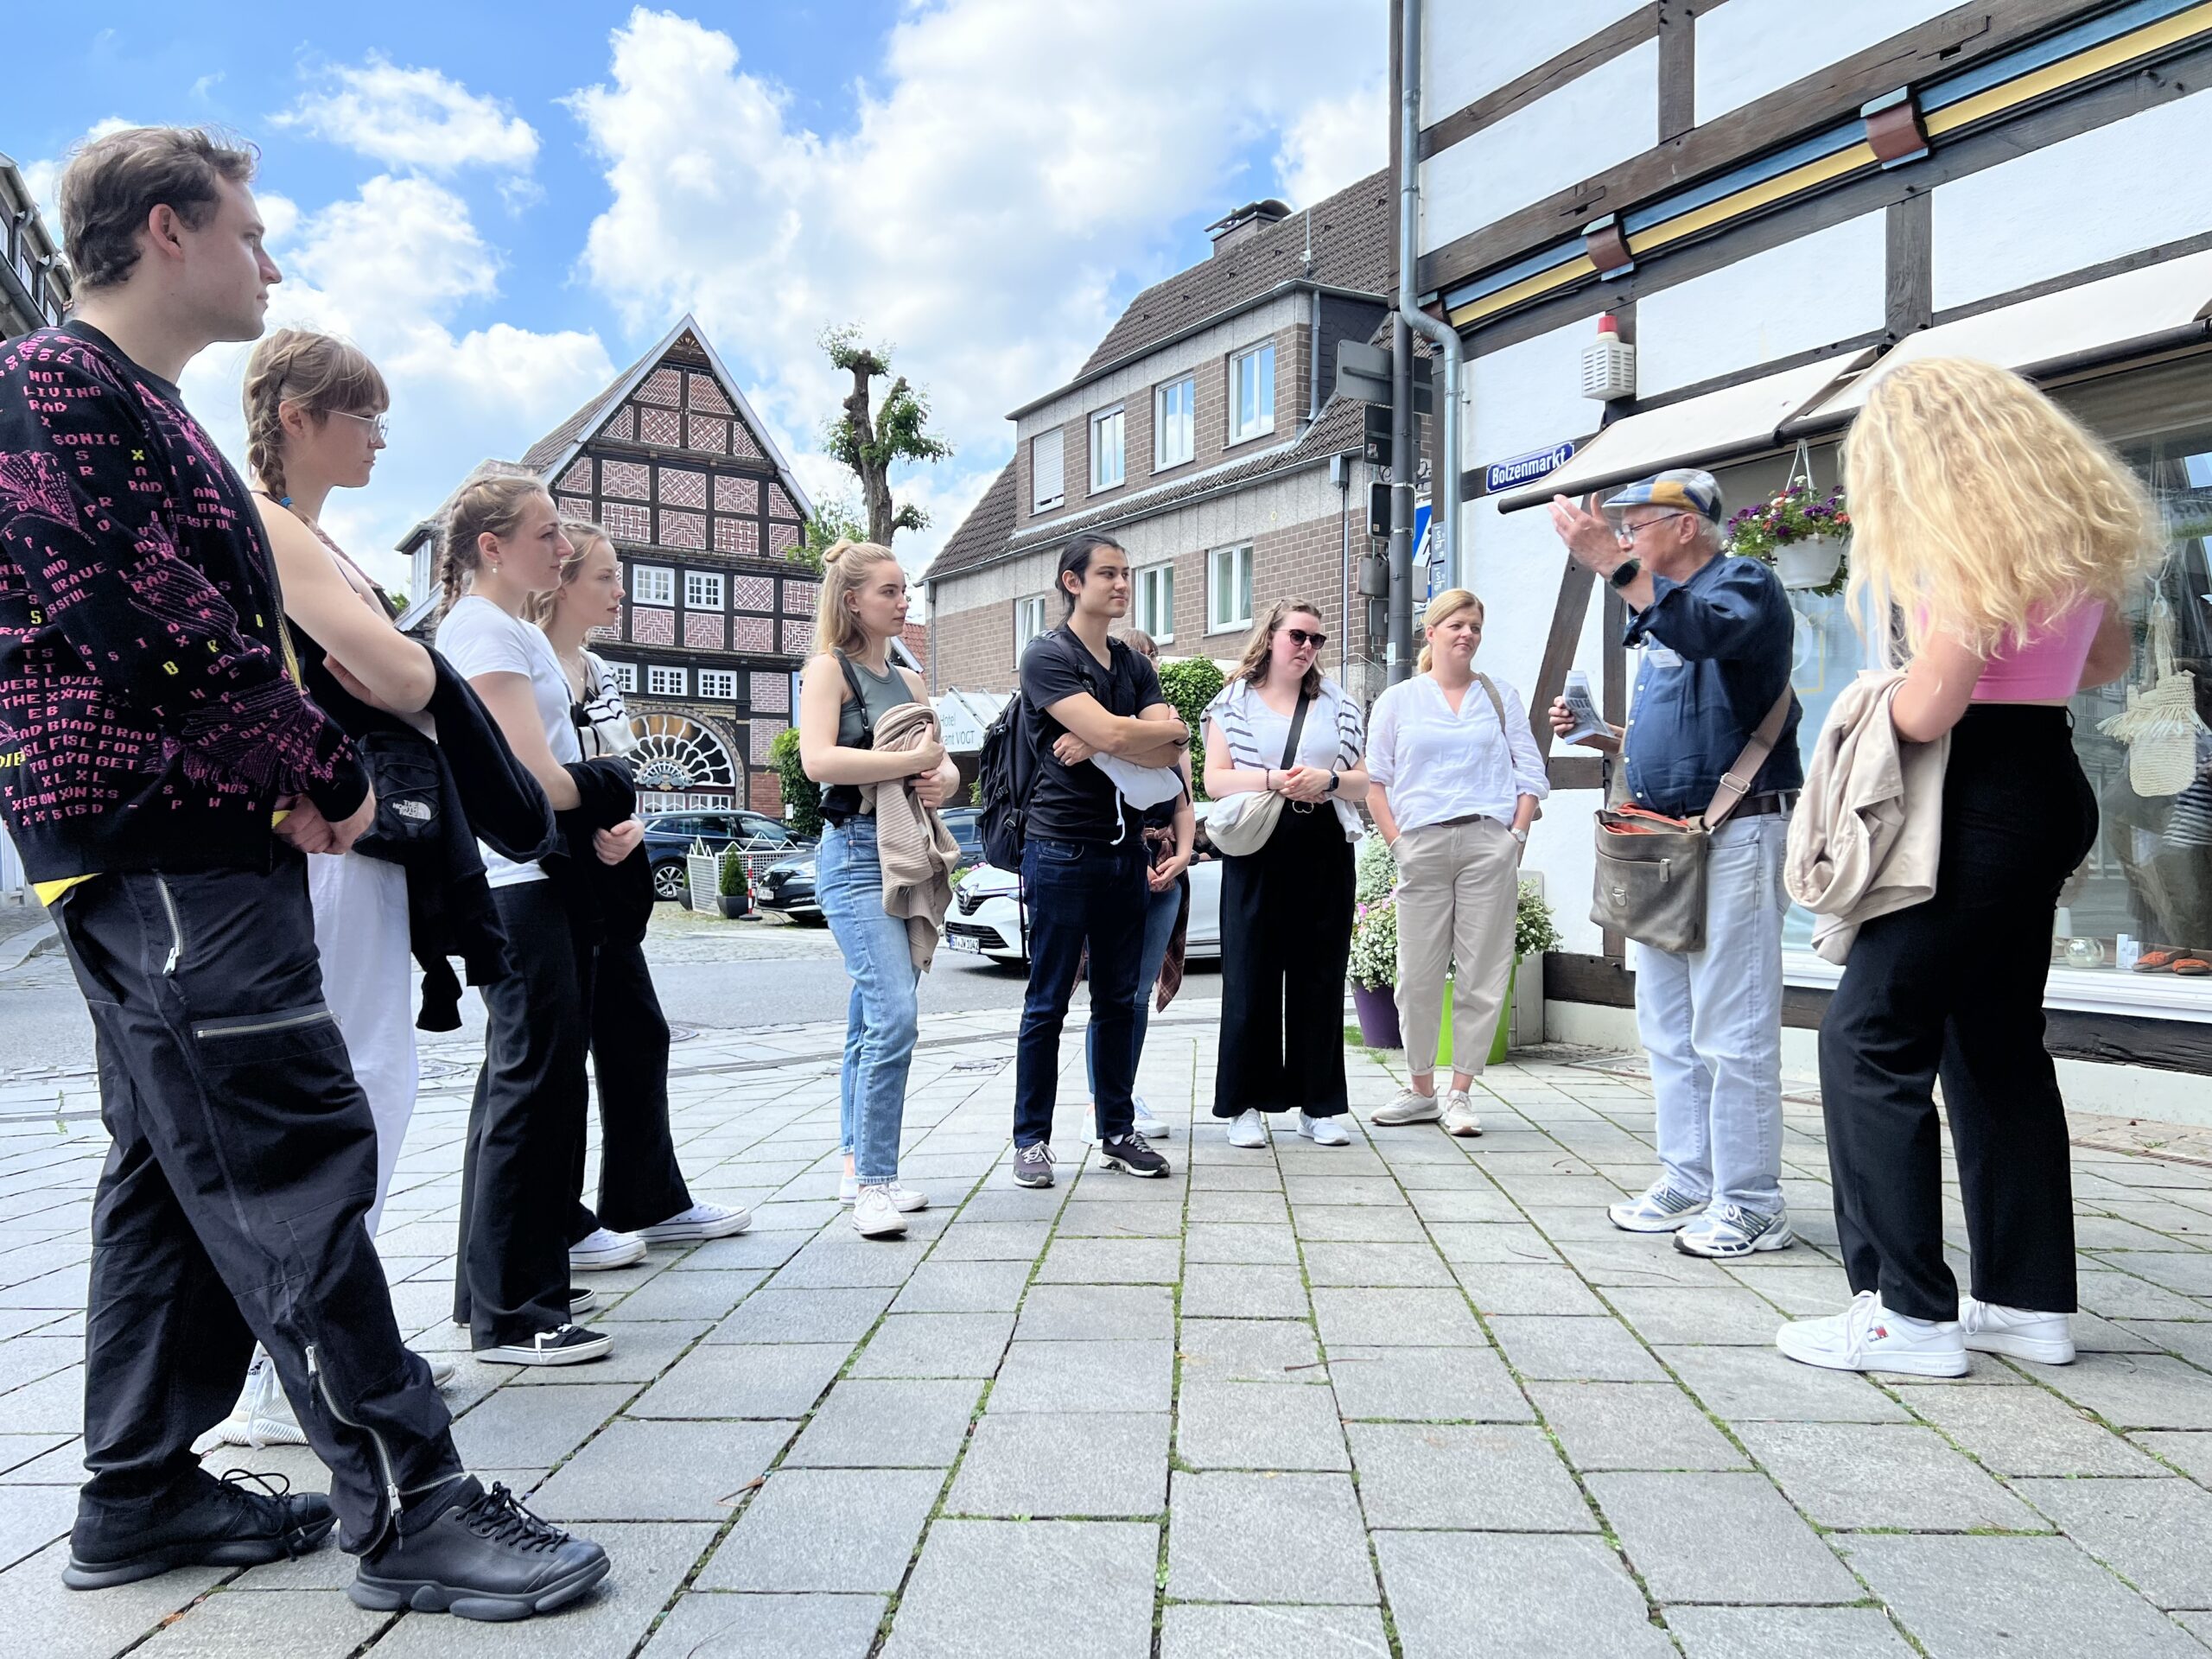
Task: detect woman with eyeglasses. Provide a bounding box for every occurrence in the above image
[1367,588,1549,1137]
[1202,601,1369,1148]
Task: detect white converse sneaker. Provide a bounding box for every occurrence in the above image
[569,1227,647,1271]
[636,1202,752,1243]
[1776,1291,1967,1377]
[1297,1111,1351,1147]
[1370,1087,1441,1127]
[1226,1109,1268,1149]
[213,1351,307,1448]
[1608,1180,1707,1234]
[1440,1090,1484,1138]
[1960,1295,2075,1365]
[853,1185,909,1238]
[1133,1099,1172,1140]
[1674,1204,1795,1259]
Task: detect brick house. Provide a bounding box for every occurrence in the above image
[397,316,817,814]
[924,172,1394,704]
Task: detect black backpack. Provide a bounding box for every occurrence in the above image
[976,629,1116,871]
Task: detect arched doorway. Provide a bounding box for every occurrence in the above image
[628,712,741,812]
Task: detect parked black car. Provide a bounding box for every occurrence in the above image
[644,810,815,902]
[756,807,982,923]
[938,806,984,868]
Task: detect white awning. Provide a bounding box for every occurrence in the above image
[1786,249,2212,433]
[936,688,1009,753]
[1494,349,1875,513]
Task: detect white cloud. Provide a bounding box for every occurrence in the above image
[276,54,540,176]
[20,116,136,229]
[565,2,1387,576]
[1277,77,1389,210]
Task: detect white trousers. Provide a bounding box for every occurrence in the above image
[308,851,418,1236]
[1392,815,1522,1077]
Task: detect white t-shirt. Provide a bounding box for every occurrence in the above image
[437,595,581,887]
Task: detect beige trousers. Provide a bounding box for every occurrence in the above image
[1393,815,1521,1077]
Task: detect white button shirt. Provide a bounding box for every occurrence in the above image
[1364,671,1551,835]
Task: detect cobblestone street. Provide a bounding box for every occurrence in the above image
[2,1005,2211,1656]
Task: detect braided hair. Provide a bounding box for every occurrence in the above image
[240,327,386,505]
[441,475,552,607]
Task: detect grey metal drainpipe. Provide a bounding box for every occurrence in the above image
[1398,0,1466,592]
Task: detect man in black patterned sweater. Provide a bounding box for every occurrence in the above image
[0,126,607,1618]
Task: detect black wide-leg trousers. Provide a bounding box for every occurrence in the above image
[1817,706,2098,1322]
[569,932,692,1240]
[1214,807,1356,1118]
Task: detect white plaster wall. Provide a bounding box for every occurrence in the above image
[1422,40,1659,256]
[1634,212,1886,394]
[1467,313,1606,471]
[1695,0,1955,123]
[1931,91,2212,311]
[1425,0,1655,120]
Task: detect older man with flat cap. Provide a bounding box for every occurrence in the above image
[1548,470,1803,1260]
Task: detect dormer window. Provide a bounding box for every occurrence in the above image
[1229,341,1275,444]
[1032,428,1065,512]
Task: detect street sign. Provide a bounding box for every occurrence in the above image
[1482,441,1577,495]
[1335,341,1435,414]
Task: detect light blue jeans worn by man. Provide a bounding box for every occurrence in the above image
[819,817,920,1185]
[1631,812,1789,1219]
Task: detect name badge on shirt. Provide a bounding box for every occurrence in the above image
[1643,645,1684,670]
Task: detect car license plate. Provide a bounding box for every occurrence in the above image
[947,932,981,954]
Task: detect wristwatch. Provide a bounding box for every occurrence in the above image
[1325,771,1340,795]
[1609,556,1643,590]
[1510,827,1529,845]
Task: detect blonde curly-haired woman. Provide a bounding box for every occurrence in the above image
[1777,358,2149,1379]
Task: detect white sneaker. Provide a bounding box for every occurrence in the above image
[636,1202,752,1243]
[1226,1109,1268,1149]
[1297,1111,1351,1147]
[213,1351,307,1448]
[1961,1295,2075,1365]
[1674,1204,1795,1259]
[1370,1087,1441,1126]
[1440,1090,1483,1138]
[1608,1180,1707,1234]
[569,1226,648,1271]
[839,1173,859,1205]
[841,1173,926,1212]
[1776,1291,1967,1377]
[1133,1099,1171,1140]
[853,1185,909,1238]
[416,1350,458,1389]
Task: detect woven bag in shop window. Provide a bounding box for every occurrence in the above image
[2098,600,2207,798]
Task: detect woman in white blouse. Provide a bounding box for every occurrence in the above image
[1367,588,1550,1136]
[1203,600,1370,1149]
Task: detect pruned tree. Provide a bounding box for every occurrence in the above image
[820,326,951,545]
[800,495,868,572]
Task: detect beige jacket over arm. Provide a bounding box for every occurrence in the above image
[1783,669,1949,964]
[860,702,961,970]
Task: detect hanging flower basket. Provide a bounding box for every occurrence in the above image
[1726,474,1851,598]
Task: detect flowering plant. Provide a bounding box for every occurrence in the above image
[1725,478,1851,597]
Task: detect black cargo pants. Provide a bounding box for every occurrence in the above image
[54,849,462,1552]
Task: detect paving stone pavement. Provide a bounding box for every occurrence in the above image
[2,1000,2212,1654]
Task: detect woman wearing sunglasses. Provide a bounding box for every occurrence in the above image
[1202,601,1369,1148]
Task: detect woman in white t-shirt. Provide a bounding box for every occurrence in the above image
[1366,588,1549,1138]
[1202,599,1369,1150]
[434,477,614,1369]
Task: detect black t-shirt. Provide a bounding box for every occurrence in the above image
[1019,625,1167,844]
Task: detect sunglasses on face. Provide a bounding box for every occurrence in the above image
[1284,627,1327,649]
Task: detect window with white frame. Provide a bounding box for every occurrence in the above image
[1089,406,1124,492]
[683,569,724,610]
[632,564,675,606]
[696,669,737,700]
[1208,543,1253,633]
[1228,341,1275,444]
[1031,428,1065,511]
[1154,376,1195,469]
[1134,564,1174,642]
[1014,594,1048,654]
[647,664,688,696]
[607,660,639,692]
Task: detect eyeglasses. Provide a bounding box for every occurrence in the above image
[1614,511,1689,545]
[331,410,391,442]
[1285,627,1327,649]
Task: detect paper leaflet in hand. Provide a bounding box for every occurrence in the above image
[1560,669,1609,744]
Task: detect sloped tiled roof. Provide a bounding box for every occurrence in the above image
[920,461,1016,585]
[517,334,677,475]
[1071,168,1392,385]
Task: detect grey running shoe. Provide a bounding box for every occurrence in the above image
[1674,1204,1795,1258]
[1098,1132,1171,1178]
[1014,1142,1056,1188]
[1608,1180,1707,1234]
[1440,1090,1483,1138]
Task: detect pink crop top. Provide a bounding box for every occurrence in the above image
[1971,600,2104,702]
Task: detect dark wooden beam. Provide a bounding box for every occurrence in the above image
[1420,5,1661,162]
[1657,2,1698,143]
[1420,0,2103,299]
[1885,191,1933,335]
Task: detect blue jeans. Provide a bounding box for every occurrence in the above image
[1633,812,1789,1213]
[1084,875,1183,1101]
[818,818,920,1185]
[1014,836,1146,1147]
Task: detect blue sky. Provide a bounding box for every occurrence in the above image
[16,2,1387,591]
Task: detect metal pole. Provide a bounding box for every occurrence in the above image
[1397,0,1466,593]
[1387,312,1414,686]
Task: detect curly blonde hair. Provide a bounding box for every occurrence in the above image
[1844,357,2158,658]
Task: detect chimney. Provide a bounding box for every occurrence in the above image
[1205,198,1294,258]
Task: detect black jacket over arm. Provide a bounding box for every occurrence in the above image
[543,755,654,951]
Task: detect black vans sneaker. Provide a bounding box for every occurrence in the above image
[1098,1133,1171,1179]
[64,1469,334,1589]
[351,1477,609,1622]
[476,1324,613,1367]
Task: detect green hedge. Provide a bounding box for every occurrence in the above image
[769,726,823,836]
[1156,657,1224,801]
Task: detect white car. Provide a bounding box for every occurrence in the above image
[945,830,1224,965]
